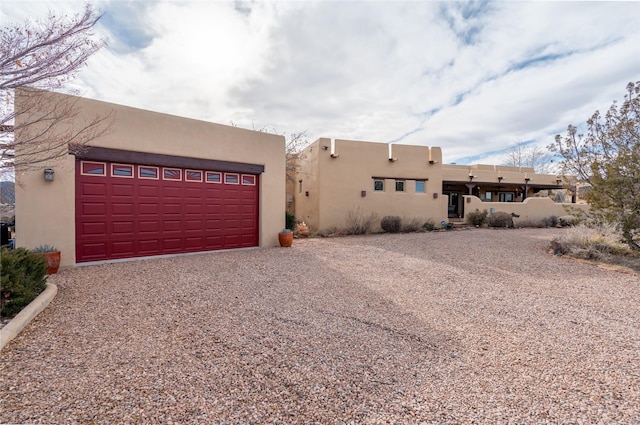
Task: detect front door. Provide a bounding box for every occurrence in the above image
[444,191,461,218]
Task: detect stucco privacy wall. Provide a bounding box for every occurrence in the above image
[464,196,591,222]
[15,89,285,267]
[295,138,447,232]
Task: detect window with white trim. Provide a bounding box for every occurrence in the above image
[415,180,425,193]
[373,179,384,192]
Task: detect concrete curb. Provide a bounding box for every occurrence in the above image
[0,283,57,351]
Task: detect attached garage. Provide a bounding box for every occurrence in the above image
[15,89,285,268]
[75,150,261,262]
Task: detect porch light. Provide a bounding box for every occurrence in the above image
[43,168,55,182]
[468,174,477,181]
[497,176,505,183]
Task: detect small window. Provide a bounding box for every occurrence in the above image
[225,173,239,184]
[81,161,106,176]
[111,164,133,178]
[186,170,203,182]
[395,180,405,192]
[206,171,222,183]
[485,191,492,201]
[415,181,425,193]
[241,175,256,185]
[139,166,159,179]
[163,168,182,181]
[374,179,384,191]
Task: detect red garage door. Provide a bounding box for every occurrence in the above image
[75,159,259,263]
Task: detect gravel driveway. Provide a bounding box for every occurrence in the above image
[1,228,639,424]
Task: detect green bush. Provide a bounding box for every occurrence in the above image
[285,211,296,230]
[381,216,402,233]
[558,215,579,227]
[542,215,559,227]
[466,209,488,226]
[422,220,437,231]
[1,247,47,317]
[487,211,514,228]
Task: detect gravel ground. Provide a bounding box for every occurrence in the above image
[1,228,639,424]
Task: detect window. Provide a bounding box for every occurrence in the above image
[138,166,159,179]
[186,170,203,182]
[111,164,133,178]
[485,191,492,201]
[498,192,514,202]
[81,161,106,176]
[415,181,425,193]
[395,180,405,192]
[373,179,384,191]
[163,168,182,181]
[225,173,239,184]
[206,171,222,183]
[241,175,256,185]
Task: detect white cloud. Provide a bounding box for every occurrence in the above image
[2,0,639,165]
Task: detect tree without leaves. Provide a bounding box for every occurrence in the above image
[1,4,113,174]
[502,143,555,174]
[550,81,640,249]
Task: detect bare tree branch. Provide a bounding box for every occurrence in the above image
[0,3,111,174]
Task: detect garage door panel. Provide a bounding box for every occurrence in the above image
[112,203,134,215]
[139,239,162,253]
[112,221,134,234]
[112,241,135,255]
[76,159,258,262]
[112,184,135,197]
[82,222,107,235]
[82,202,107,216]
[80,182,107,196]
[139,221,160,233]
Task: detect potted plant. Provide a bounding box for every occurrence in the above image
[278,228,293,247]
[33,244,61,274]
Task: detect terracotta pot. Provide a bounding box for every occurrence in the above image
[278,232,293,247]
[41,251,61,275]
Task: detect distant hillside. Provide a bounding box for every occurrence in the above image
[1,181,15,204]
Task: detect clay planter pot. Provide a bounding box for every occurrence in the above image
[278,231,293,247]
[41,251,61,275]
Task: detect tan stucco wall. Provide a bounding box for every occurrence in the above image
[464,195,591,223]
[15,89,285,267]
[295,138,448,233]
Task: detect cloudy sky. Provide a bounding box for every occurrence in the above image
[2,0,639,164]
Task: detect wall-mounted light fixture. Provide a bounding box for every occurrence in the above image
[524,177,531,183]
[468,174,477,181]
[555,176,562,185]
[433,193,438,199]
[43,168,55,182]
[361,190,366,197]
[497,176,505,183]
[322,145,329,150]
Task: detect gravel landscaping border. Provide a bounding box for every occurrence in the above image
[1,228,638,423]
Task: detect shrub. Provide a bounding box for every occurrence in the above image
[422,220,437,231]
[487,211,514,228]
[345,207,377,235]
[466,209,488,226]
[1,247,47,317]
[285,211,296,230]
[401,217,423,233]
[558,215,579,227]
[542,215,559,227]
[381,216,402,233]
